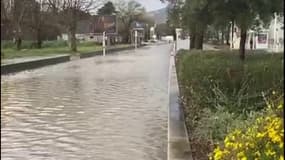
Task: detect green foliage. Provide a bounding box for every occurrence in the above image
[176,49,284,159]
[41,40,68,48]
[1,41,16,49]
[97,1,117,15]
[210,102,284,160]
[116,0,147,42]
[1,40,69,49]
[177,50,283,113]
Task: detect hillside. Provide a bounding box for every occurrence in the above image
[147,7,168,24]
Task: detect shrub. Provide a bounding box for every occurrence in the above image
[176,50,284,160]
[210,101,284,160]
[1,41,15,49]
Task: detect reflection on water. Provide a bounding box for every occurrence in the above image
[1,44,171,160]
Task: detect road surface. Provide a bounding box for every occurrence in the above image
[1,43,172,160]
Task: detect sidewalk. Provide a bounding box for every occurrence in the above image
[1,54,69,65]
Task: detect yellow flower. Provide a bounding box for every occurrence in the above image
[272,91,276,95]
[214,147,223,160]
[280,155,284,160]
[256,132,266,138]
[237,151,246,158]
[265,149,276,156]
[279,142,283,148]
[254,151,261,157]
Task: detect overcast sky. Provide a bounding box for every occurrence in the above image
[105,0,168,12]
[134,0,168,11]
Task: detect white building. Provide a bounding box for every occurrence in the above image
[230,15,284,52]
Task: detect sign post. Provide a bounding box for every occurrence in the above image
[92,15,117,56]
[135,30,138,50]
[103,31,106,56]
[175,28,182,54]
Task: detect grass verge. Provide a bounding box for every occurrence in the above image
[175,49,284,159]
[1,41,131,59]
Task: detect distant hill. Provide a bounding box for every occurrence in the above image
[147,7,168,24]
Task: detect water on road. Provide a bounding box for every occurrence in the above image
[1,44,172,160]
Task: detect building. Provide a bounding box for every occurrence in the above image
[58,18,122,44]
[230,15,284,52]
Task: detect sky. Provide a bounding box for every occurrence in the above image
[106,0,168,12]
[134,0,168,11]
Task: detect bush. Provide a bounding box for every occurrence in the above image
[176,50,284,160]
[78,41,100,47]
[1,40,70,49]
[1,41,15,49]
[210,101,284,160]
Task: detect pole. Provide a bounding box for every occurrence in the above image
[274,13,277,52]
[231,21,234,50]
[135,30,137,50]
[103,31,106,56]
[176,29,178,53]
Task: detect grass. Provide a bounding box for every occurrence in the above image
[1,41,131,59]
[176,49,284,159]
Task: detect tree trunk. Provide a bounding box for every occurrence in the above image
[15,25,22,50]
[221,30,224,44]
[226,24,230,45]
[194,33,203,49]
[195,28,204,50]
[36,28,42,49]
[16,37,22,50]
[216,30,219,42]
[69,9,77,52]
[69,29,77,52]
[190,34,195,49]
[239,27,247,60]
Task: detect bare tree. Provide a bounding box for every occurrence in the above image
[27,0,46,48]
[2,0,31,50]
[47,0,102,52]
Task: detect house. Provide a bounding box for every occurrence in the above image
[58,18,122,44]
[230,15,284,52]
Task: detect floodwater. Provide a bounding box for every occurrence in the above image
[1,44,172,160]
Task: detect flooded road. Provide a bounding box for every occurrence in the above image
[1,44,172,160]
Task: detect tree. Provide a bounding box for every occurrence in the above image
[116,0,145,43]
[26,0,46,48]
[165,0,283,59]
[227,0,283,60]
[47,0,102,52]
[97,1,116,15]
[156,23,172,37]
[2,0,32,50]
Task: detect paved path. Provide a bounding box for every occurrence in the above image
[1,44,172,160]
[1,55,69,65]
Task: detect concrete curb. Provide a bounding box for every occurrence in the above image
[168,44,192,160]
[1,55,70,75]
